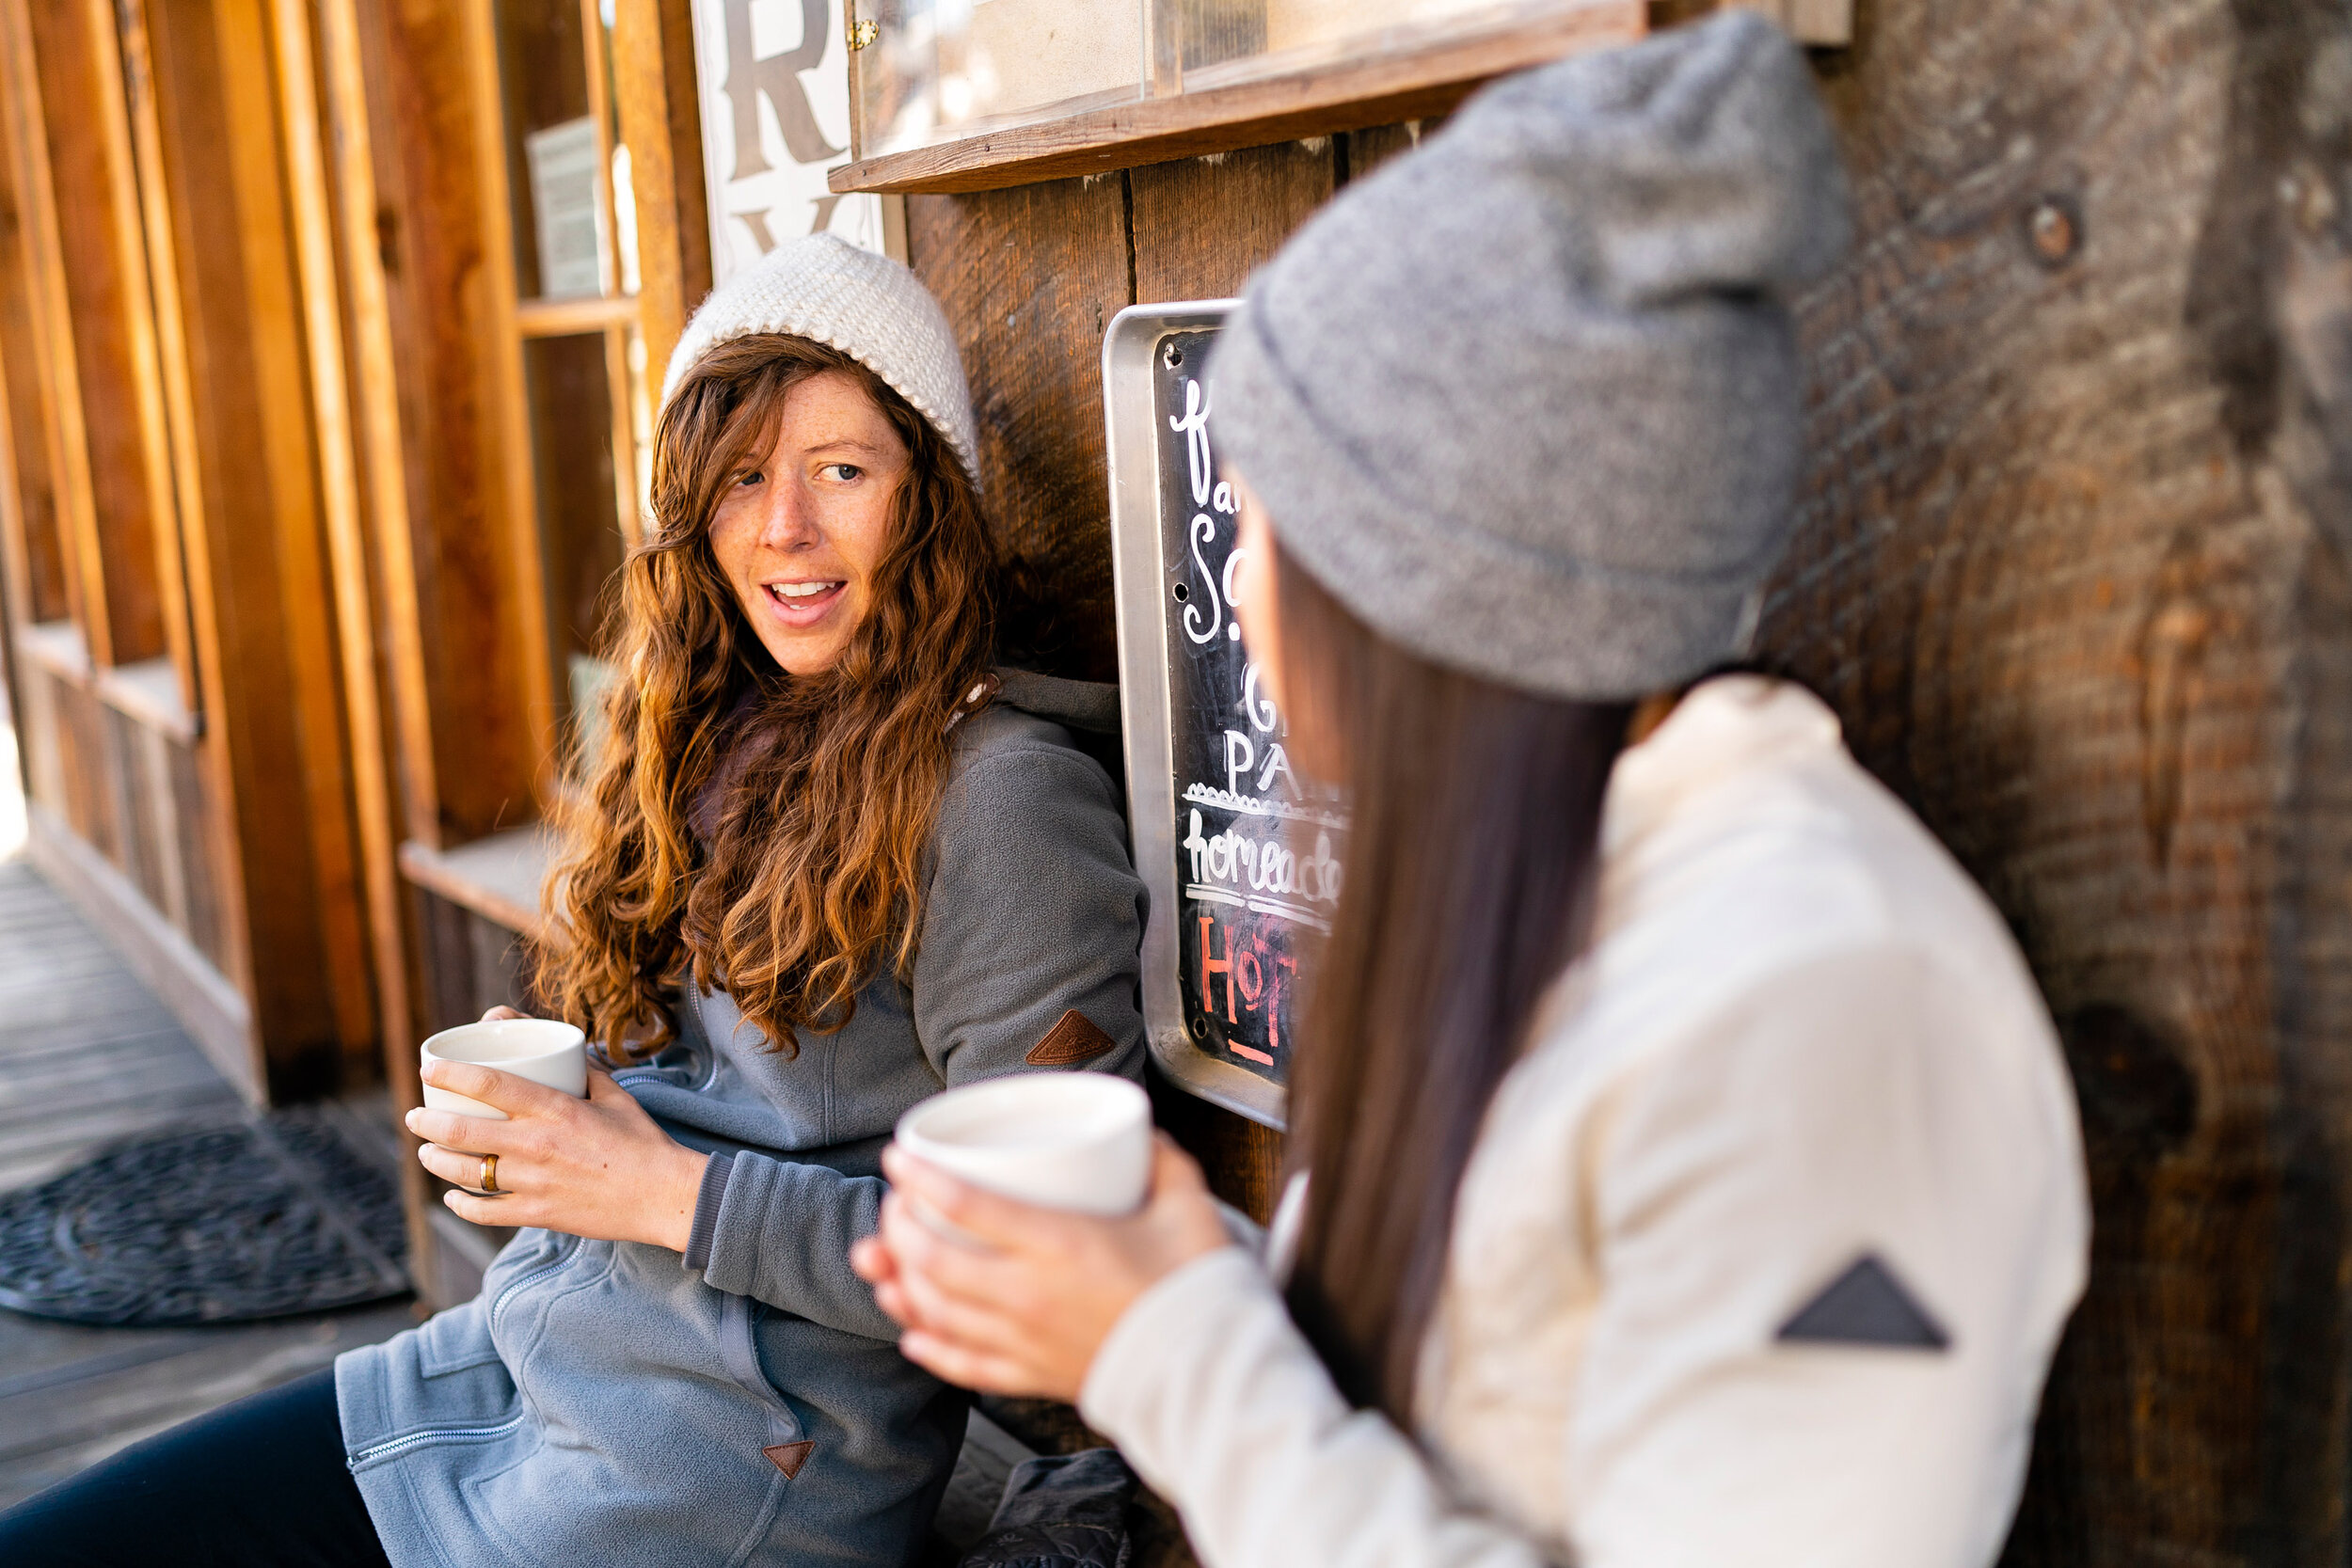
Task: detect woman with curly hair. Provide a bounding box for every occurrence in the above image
[0,235,1147,1568]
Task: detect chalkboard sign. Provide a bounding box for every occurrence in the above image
[1103,302,1349,1129]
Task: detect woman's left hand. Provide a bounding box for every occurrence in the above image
[850,1135,1232,1402]
[406,1059,707,1252]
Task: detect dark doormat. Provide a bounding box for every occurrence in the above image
[0,1109,408,1325]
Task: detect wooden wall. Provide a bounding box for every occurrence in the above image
[0,0,386,1102]
[1767,1,2352,1560]
[906,1,2352,1556]
[902,133,1416,1217]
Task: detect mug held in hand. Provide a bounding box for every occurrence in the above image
[420,1019,589,1119]
[895,1072,1152,1217]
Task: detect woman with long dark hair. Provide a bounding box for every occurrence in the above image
[1,236,1148,1568]
[855,16,2090,1565]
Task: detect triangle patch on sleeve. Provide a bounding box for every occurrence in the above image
[1026,1008,1118,1066]
[1775,1253,1950,1351]
[764,1440,815,1479]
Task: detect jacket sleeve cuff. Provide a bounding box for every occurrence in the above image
[680,1151,733,1273]
[696,1148,896,1339]
[1078,1245,1294,1457]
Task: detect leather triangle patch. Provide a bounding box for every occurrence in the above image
[1026,1008,1117,1067]
[763,1440,815,1479]
[1776,1253,1949,1351]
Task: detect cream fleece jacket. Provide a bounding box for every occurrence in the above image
[1079,677,2089,1568]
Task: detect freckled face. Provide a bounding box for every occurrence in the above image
[707,370,912,677]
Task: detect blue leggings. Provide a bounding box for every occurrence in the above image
[0,1367,389,1567]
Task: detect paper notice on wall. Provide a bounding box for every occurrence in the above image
[526,117,607,299]
[690,0,888,283]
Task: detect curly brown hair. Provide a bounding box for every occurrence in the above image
[535,334,997,1056]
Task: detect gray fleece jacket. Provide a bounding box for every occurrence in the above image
[335,686,1147,1568]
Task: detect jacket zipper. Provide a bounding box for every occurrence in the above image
[352,1411,528,1466]
[351,1241,573,1470]
[487,1233,576,1338]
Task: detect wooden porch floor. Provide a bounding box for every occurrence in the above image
[0,857,415,1510]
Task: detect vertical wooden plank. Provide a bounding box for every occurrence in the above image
[611,0,713,384]
[142,0,380,1095]
[215,0,373,1078]
[1342,119,1438,182]
[0,113,69,626]
[576,0,644,549]
[14,661,59,813]
[315,0,433,1200]
[115,0,255,1010]
[167,733,224,974]
[604,323,641,547]
[315,0,438,1300]
[268,0,409,1090]
[351,0,551,847]
[116,0,253,1049]
[135,720,190,931]
[118,0,222,720]
[467,0,562,794]
[17,0,176,668]
[578,0,622,305]
[0,0,102,657]
[1129,140,1336,300]
[78,0,197,691]
[316,0,436,860]
[904,175,1133,682]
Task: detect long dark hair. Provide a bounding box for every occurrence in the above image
[1274,546,1630,1425]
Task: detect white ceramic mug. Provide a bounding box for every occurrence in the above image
[895,1071,1152,1217]
[420,1019,589,1120]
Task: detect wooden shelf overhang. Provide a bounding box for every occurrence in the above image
[398,824,551,941]
[516,293,640,339]
[16,620,200,743]
[829,0,1646,197]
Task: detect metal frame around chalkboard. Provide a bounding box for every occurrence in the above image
[1102,298,1287,1131]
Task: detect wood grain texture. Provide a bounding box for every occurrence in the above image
[16,0,171,669]
[75,0,196,691]
[269,0,408,1095]
[353,0,548,848]
[1129,139,1335,301]
[1753,2,2352,1559]
[112,0,253,1015]
[141,0,378,1097]
[611,0,713,385]
[0,0,103,659]
[833,1,1644,195]
[906,174,1134,681]
[0,96,68,628]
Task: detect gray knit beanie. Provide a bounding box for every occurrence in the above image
[663,234,981,485]
[1209,10,1849,700]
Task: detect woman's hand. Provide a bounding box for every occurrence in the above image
[850,1134,1232,1402]
[405,1008,707,1251]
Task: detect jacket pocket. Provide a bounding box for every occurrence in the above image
[416,1303,505,1378]
[721,1292,804,1433]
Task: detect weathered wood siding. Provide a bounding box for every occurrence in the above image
[913,1,2352,1555]
[1772,2,2352,1560]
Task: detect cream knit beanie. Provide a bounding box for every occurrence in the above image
[661,234,981,485]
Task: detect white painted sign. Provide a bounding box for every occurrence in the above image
[691,0,888,281]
